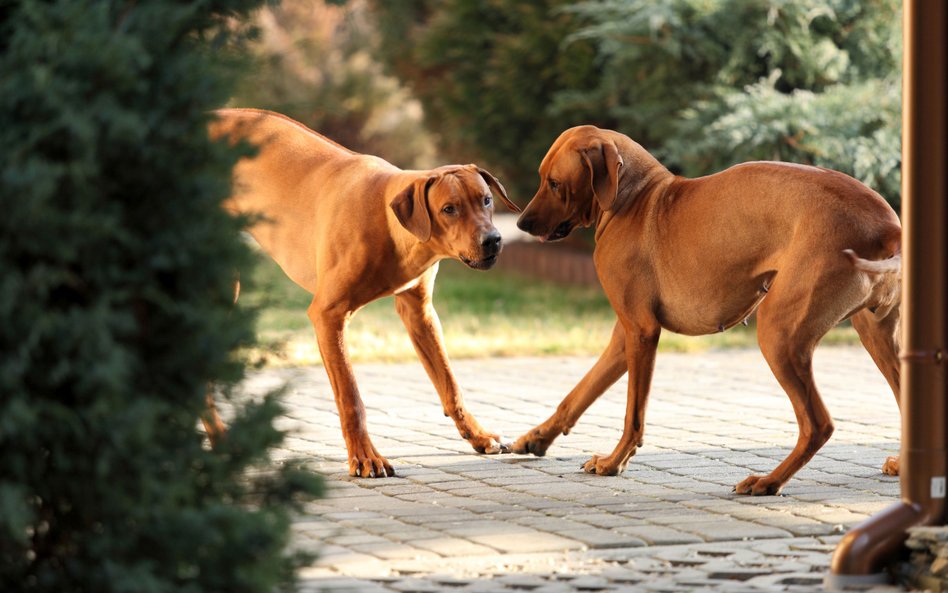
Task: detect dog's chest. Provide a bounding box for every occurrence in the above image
[392,276,422,295]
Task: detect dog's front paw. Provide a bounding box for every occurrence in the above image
[734,474,782,496]
[467,431,511,455]
[581,454,626,476]
[511,427,555,457]
[882,455,900,476]
[347,443,395,478]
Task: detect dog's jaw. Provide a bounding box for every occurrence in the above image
[539,221,574,242]
[459,253,499,270]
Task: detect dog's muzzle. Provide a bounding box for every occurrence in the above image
[460,230,502,270]
[461,254,499,270]
[541,221,573,243]
[517,215,573,243]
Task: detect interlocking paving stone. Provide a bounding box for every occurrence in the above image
[467,531,586,554]
[412,537,498,556]
[677,519,792,542]
[556,528,647,550]
[613,525,705,546]
[232,348,909,592]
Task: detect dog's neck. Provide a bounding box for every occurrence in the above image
[618,138,672,201]
[595,140,672,241]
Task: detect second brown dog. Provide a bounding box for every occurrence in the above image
[209,109,520,477]
[512,125,902,495]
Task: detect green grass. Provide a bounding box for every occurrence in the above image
[239,250,859,366]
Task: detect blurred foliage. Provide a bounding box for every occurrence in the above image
[0,1,322,591]
[369,0,902,209]
[369,0,601,200]
[233,0,437,168]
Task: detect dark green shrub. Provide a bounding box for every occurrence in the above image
[0,2,322,592]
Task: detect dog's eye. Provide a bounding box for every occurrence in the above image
[549,179,559,191]
[483,195,492,207]
[442,205,457,216]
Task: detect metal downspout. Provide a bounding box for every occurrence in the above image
[826,0,947,587]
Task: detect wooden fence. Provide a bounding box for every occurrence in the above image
[494,241,600,288]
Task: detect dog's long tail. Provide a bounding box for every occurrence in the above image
[843,248,901,318]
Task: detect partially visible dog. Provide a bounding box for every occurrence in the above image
[208,109,520,477]
[512,125,901,495]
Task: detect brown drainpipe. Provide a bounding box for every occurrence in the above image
[826,0,947,587]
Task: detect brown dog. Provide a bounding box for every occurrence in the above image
[208,108,520,477]
[512,125,902,495]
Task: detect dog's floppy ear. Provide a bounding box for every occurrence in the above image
[581,142,624,211]
[390,176,436,241]
[475,166,521,213]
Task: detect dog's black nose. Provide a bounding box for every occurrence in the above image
[480,230,502,253]
[516,215,533,233]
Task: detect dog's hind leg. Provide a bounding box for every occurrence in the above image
[201,274,242,447]
[202,390,227,447]
[735,272,851,495]
[851,306,902,475]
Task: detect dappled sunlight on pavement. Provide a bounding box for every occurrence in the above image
[236,348,906,592]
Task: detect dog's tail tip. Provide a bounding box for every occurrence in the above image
[843,249,901,275]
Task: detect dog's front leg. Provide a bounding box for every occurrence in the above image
[309,299,394,478]
[512,322,628,456]
[394,280,508,454]
[582,321,661,476]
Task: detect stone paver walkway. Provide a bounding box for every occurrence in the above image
[240,347,908,592]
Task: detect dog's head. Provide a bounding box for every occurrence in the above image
[390,165,520,270]
[517,125,625,242]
